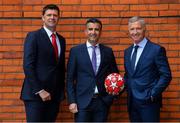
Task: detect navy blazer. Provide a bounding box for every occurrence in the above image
[124,39,172,106]
[66,43,119,109]
[20,28,66,102]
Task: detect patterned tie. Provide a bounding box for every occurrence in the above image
[51,33,58,61]
[91,46,97,74]
[131,45,139,71]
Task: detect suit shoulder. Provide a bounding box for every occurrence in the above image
[148,41,165,50]
[24,29,43,47]
[71,44,85,50]
[125,46,131,50]
[26,28,42,37]
[125,45,133,52]
[100,44,113,51]
[69,44,84,54]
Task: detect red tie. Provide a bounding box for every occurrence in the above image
[51,33,58,61]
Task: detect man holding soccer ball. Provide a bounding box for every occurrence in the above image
[66,18,119,122]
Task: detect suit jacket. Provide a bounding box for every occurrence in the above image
[20,28,66,102]
[66,43,119,109]
[124,39,172,106]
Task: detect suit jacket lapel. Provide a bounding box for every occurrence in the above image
[40,28,56,59]
[96,44,103,75]
[40,28,52,47]
[57,33,65,61]
[126,45,134,75]
[81,44,95,76]
[135,40,150,73]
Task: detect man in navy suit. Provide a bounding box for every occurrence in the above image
[124,16,172,122]
[20,4,66,122]
[66,18,119,122]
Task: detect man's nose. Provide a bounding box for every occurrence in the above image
[50,15,55,19]
[133,29,138,33]
[91,29,96,33]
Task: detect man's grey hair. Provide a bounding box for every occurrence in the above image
[128,16,146,27]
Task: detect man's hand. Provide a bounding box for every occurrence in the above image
[38,90,51,101]
[69,103,78,113]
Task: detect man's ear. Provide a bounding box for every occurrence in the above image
[84,29,88,36]
[42,15,44,21]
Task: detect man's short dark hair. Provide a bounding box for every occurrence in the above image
[86,18,102,30]
[42,4,60,15]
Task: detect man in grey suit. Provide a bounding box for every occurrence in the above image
[20,4,66,122]
[124,16,172,122]
[66,18,119,122]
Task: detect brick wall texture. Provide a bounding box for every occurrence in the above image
[0,0,179,122]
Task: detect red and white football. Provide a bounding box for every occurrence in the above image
[104,73,124,95]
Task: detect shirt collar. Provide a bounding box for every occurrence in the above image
[86,40,99,48]
[43,26,56,38]
[133,37,148,48]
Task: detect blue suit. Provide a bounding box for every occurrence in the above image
[20,28,66,122]
[124,39,172,122]
[66,43,118,122]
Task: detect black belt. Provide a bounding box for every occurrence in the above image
[92,93,99,98]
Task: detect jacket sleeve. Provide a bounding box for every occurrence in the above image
[66,48,77,104]
[151,47,172,97]
[23,32,43,94]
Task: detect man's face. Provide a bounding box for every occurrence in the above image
[85,22,101,45]
[128,21,145,44]
[42,9,59,30]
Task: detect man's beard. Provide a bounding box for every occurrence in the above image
[88,34,98,44]
[88,39,96,44]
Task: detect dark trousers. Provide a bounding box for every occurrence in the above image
[129,97,160,122]
[75,96,110,122]
[24,100,60,122]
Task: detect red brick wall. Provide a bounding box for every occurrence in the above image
[0,0,179,122]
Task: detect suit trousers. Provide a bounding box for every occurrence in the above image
[24,100,60,122]
[129,97,160,122]
[75,96,110,122]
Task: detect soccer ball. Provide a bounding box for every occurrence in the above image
[104,73,124,95]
